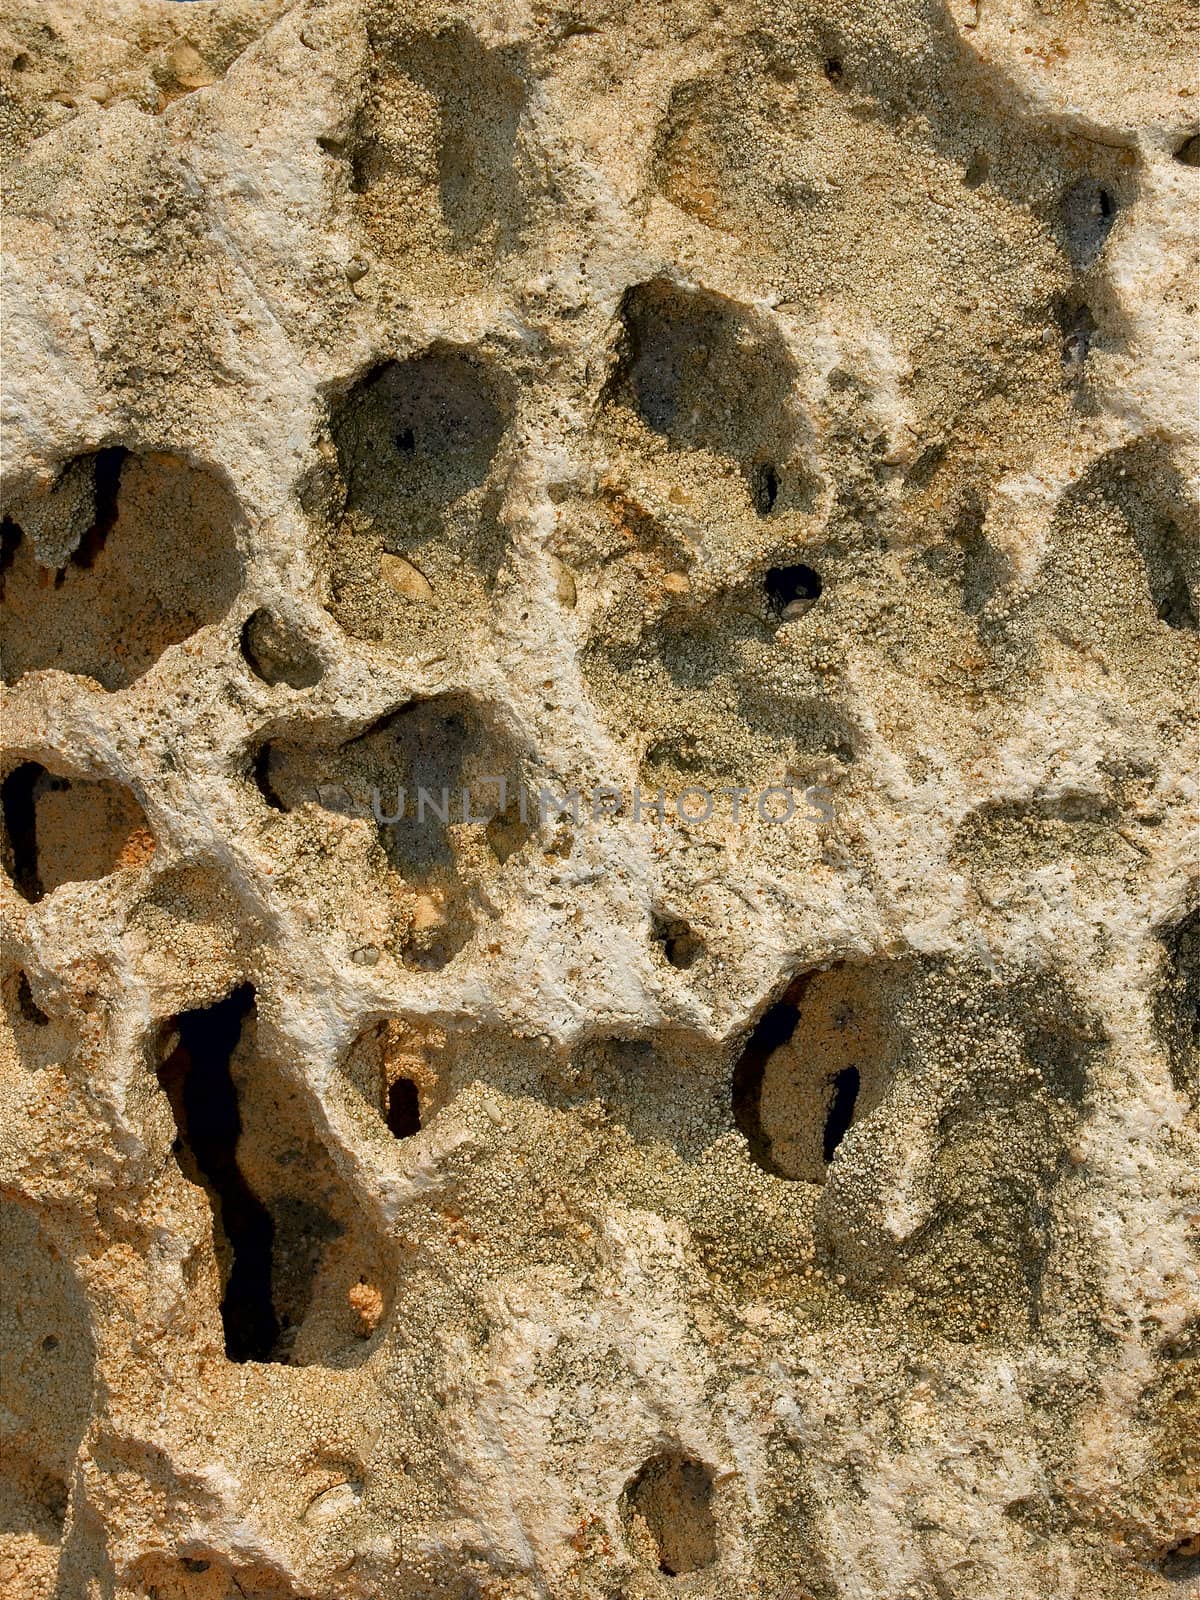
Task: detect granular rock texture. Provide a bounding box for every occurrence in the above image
[0,0,1197,1596]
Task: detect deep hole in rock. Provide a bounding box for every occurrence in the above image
[70,445,124,570]
[252,743,286,811]
[608,279,798,505]
[335,349,508,483]
[255,695,533,969]
[1156,906,1199,1103]
[0,517,23,585]
[0,448,243,689]
[734,964,896,1182]
[240,609,323,690]
[652,913,704,970]
[731,988,803,1176]
[1,762,41,901]
[621,1452,718,1576]
[327,345,512,649]
[385,1076,421,1139]
[1,760,152,903]
[822,1065,860,1162]
[751,462,779,515]
[157,988,389,1365]
[1174,133,1199,167]
[340,1019,441,1142]
[156,986,281,1364]
[16,973,48,1027]
[764,563,822,619]
[1158,1532,1200,1580]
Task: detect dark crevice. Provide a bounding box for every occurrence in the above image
[70,447,126,571]
[731,988,802,1175]
[252,742,285,811]
[751,462,779,515]
[16,972,49,1026]
[385,1076,421,1139]
[1157,906,1200,1104]
[156,986,281,1363]
[1174,134,1199,167]
[1,761,45,903]
[822,1066,860,1163]
[0,517,21,595]
[1153,568,1198,631]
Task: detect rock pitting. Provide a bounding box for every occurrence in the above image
[1,1,1197,1596]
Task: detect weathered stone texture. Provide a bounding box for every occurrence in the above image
[0,0,1197,1595]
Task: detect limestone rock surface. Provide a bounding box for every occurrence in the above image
[0,1,1197,1597]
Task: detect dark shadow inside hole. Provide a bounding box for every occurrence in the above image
[652,913,704,970]
[156,985,281,1363]
[1158,1532,1200,1580]
[751,463,779,515]
[609,279,796,473]
[1174,134,1199,167]
[822,1065,860,1163]
[251,742,286,812]
[764,563,822,619]
[824,57,843,83]
[16,973,49,1026]
[731,992,801,1175]
[2,448,244,691]
[1,762,44,903]
[0,518,21,591]
[70,447,125,571]
[385,1076,421,1139]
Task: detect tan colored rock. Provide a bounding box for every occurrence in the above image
[0,0,1197,1596]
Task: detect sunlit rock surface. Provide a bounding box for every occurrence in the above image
[1,0,1197,1595]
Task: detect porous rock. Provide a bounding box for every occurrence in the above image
[0,1,1197,1596]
